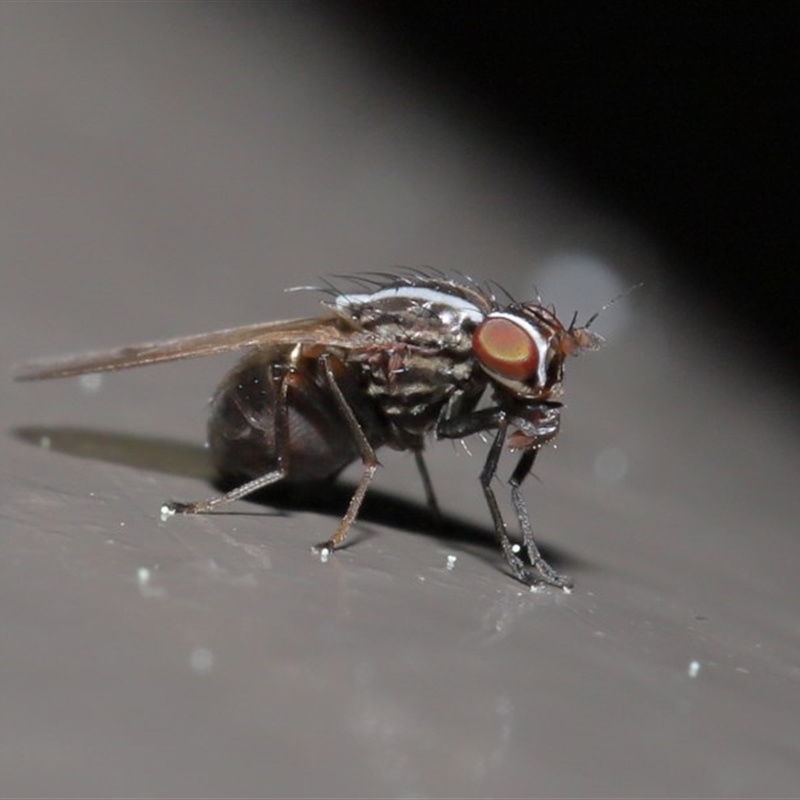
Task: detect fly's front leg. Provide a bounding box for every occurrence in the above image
[314,354,378,554]
[164,365,292,515]
[477,422,541,585]
[509,450,573,589]
[436,404,567,588]
[436,405,505,440]
[437,406,536,585]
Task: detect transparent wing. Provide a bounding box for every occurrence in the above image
[14,316,358,381]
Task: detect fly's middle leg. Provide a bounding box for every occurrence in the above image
[313,354,379,553]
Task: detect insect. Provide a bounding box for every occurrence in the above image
[15,271,604,588]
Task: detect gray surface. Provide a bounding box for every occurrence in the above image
[2,4,799,799]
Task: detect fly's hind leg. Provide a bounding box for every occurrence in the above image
[163,366,292,516]
[313,354,379,554]
[163,470,286,516]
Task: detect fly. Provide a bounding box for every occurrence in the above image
[14,272,604,588]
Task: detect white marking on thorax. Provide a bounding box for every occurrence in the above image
[336,286,485,325]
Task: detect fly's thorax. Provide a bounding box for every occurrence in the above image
[332,278,494,428]
[355,343,484,433]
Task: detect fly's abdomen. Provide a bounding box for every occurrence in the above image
[207,356,367,483]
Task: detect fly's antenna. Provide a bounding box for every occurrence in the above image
[582,281,643,330]
[567,310,579,333]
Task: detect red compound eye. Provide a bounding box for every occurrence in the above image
[473,315,540,381]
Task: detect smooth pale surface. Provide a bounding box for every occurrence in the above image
[2,5,798,799]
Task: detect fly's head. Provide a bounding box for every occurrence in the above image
[472,300,604,449]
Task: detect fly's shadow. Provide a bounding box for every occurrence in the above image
[12,425,576,575]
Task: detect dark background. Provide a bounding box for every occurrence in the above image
[327,1,797,356]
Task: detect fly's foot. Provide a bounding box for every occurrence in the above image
[508,552,573,592]
[313,539,336,563]
[537,568,573,592]
[526,564,573,592]
[529,556,573,591]
[161,499,211,517]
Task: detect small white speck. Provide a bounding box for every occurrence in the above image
[119,521,126,527]
[136,566,165,598]
[318,547,330,563]
[529,583,545,594]
[735,667,750,675]
[189,647,214,674]
[511,543,521,554]
[688,660,701,678]
[160,504,176,521]
[446,554,457,570]
[561,585,572,595]
[39,435,51,449]
[79,373,103,393]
